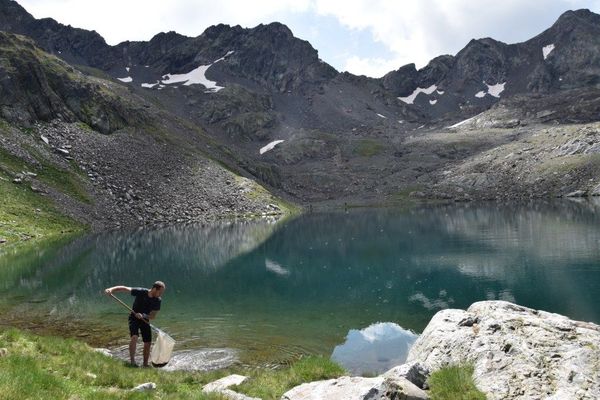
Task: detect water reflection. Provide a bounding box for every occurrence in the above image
[331,322,418,375]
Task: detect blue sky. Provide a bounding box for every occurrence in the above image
[18,0,600,77]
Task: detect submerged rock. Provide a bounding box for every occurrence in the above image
[407,301,600,400]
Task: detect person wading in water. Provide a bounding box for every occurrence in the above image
[104,281,165,367]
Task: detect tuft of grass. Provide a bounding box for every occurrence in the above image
[236,356,345,400]
[428,364,486,400]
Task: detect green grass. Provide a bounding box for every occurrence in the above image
[0,328,344,400]
[0,328,229,399]
[0,169,83,245]
[428,365,486,400]
[353,139,384,157]
[0,146,91,204]
[235,356,346,400]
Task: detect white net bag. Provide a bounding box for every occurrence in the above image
[150,328,175,367]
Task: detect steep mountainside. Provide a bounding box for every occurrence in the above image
[0,31,290,243]
[2,0,600,236]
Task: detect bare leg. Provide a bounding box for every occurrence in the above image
[143,342,151,367]
[129,335,138,365]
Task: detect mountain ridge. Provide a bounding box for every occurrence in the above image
[2,0,600,240]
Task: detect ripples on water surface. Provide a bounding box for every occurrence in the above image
[2,200,600,374]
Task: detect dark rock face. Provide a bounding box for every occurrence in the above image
[0,32,145,133]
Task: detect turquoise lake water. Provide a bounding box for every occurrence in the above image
[2,200,600,374]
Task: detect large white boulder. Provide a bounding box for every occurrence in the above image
[407,301,600,400]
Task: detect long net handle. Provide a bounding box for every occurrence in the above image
[109,292,135,314]
[109,292,153,327]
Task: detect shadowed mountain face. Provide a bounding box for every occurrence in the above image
[2,0,600,209]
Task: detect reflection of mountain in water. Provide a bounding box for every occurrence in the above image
[331,322,418,375]
[89,217,283,274]
[1,217,284,310]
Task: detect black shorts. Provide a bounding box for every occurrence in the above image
[129,315,152,343]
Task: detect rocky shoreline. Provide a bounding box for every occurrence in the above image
[270,301,600,399]
[123,301,600,399]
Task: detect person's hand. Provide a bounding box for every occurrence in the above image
[135,313,144,320]
[104,288,112,295]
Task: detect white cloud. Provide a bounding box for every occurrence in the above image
[17,0,600,77]
[343,55,404,78]
[19,0,311,44]
[312,0,600,75]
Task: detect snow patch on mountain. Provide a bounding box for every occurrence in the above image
[398,84,437,104]
[543,44,555,60]
[376,113,387,119]
[487,82,506,97]
[475,82,506,98]
[429,99,437,105]
[137,52,235,91]
[260,140,284,155]
[161,51,234,92]
[117,76,132,83]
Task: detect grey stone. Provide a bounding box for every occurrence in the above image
[566,190,587,197]
[131,382,156,392]
[383,362,430,389]
[93,348,112,357]
[203,374,248,392]
[407,301,600,400]
[281,375,428,400]
[202,374,260,400]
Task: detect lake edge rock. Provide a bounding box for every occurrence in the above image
[282,300,600,400]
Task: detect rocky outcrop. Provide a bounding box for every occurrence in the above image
[407,301,600,400]
[0,31,146,133]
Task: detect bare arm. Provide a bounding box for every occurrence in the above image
[104,285,132,295]
[147,310,159,320]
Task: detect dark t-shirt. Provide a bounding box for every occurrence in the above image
[130,288,161,316]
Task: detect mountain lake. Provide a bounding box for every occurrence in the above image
[1,200,600,375]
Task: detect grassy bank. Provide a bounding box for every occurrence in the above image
[0,167,84,248]
[0,328,344,400]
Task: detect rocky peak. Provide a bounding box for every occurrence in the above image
[0,0,34,31]
[381,64,419,96]
[193,21,337,91]
[552,8,600,31]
